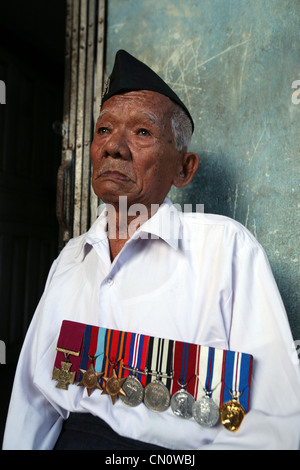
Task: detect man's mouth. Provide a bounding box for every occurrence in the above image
[99,171,131,182]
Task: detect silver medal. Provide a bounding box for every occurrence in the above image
[119,375,144,407]
[144,380,170,412]
[170,389,194,419]
[192,395,219,427]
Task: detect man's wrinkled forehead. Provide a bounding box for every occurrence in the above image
[98,108,159,125]
[98,90,174,126]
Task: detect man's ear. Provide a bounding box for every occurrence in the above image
[173,152,199,188]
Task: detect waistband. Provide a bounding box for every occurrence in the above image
[54,413,168,450]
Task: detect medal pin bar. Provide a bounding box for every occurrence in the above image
[121,363,175,411]
[52,321,253,432]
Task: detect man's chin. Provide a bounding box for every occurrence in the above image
[93,180,131,199]
[93,187,133,207]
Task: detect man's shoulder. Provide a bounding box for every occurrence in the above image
[181,211,243,228]
[55,232,90,268]
[179,210,260,248]
[62,232,87,252]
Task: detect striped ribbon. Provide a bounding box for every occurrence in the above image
[122,332,149,386]
[78,325,98,381]
[101,328,126,381]
[53,321,253,412]
[171,341,198,395]
[193,346,225,406]
[145,337,174,390]
[220,350,253,411]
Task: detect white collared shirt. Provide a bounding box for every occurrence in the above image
[3,198,300,449]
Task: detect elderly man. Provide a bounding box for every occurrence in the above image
[3,50,300,450]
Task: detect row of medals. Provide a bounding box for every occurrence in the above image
[76,360,245,432]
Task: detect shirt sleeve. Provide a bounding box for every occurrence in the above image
[2,259,65,450]
[208,239,300,449]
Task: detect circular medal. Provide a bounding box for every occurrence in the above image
[144,381,170,412]
[219,398,246,432]
[119,375,144,407]
[192,395,219,427]
[170,389,194,419]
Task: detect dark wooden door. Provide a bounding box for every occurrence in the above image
[0,0,66,443]
[0,46,63,362]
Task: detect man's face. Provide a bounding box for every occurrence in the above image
[91,90,185,208]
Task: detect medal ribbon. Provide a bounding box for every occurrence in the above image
[122,332,150,386]
[77,325,106,379]
[88,325,100,359]
[146,337,174,390]
[54,320,86,380]
[102,328,126,380]
[194,346,225,406]
[94,327,106,373]
[171,341,197,396]
[219,350,253,411]
[78,324,92,381]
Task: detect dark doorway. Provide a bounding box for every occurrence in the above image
[0,0,66,444]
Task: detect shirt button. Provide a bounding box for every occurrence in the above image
[106,277,114,286]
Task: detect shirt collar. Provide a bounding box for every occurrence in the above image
[133,197,182,251]
[76,197,182,260]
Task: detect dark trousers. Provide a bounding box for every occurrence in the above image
[54,413,168,450]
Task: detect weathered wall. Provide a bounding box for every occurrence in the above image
[105,0,300,339]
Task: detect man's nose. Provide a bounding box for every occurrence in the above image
[103,130,131,160]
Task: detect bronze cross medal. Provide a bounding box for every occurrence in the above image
[52,355,76,390]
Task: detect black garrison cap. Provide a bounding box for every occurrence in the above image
[101,49,194,133]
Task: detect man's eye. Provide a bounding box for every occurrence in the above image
[97,127,109,135]
[137,128,150,136]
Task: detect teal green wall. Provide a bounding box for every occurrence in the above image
[105,0,300,339]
